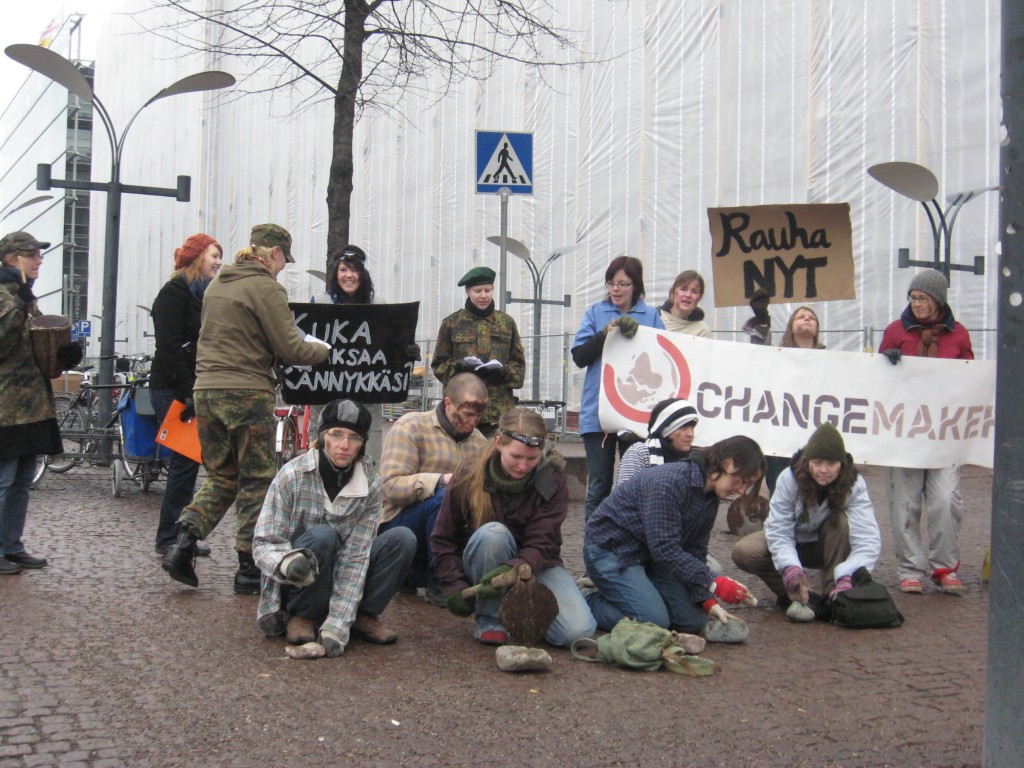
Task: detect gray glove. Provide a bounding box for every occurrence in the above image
[319,630,344,658]
[279,550,317,588]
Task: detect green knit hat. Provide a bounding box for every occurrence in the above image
[804,422,846,462]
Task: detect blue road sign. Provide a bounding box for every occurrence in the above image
[72,320,92,340]
[476,131,533,194]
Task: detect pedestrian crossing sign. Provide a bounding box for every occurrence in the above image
[476,131,533,195]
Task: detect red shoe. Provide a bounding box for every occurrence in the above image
[477,629,509,646]
[899,578,923,594]
[934,572,963,594]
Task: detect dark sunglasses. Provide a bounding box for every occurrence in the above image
[339,247,366,264]
[501,430,544,448]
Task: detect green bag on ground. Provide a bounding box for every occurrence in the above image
[572,618,672,671]
[830,567,904,629]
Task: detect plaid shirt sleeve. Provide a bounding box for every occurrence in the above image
[379,414,443,511]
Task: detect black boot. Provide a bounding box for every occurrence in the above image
[234,550,261,595]
[162,529,199,587]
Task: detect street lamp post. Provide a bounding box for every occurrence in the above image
[488,235,573,400]
[868,161,997,281]
[5,44,233,442]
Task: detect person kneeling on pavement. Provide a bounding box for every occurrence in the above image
[252,400,416,657]
[731,422,882,622]
[431,407,596,647]
[583,436,764,642]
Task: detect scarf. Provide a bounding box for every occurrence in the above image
[436,400,474,443]
[318,449,356,502]
[917,325,942,358]
[465,297,495,318]
[189,275,212,302]
[487,452,534,500]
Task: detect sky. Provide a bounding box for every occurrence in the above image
[0,3,102,109]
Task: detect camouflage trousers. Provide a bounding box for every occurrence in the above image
[178,390,276,553]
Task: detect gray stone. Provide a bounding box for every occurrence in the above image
[495,646,553,672]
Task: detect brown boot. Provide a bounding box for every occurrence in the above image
[286,615,317,645]
[351,614,398,644]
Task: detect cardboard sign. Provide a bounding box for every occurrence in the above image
[281,302,420,406]
[156,399,202,464]
[707,203,855,307]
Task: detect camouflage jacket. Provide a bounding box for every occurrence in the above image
[0,272,55,430]
[432,306,525,426]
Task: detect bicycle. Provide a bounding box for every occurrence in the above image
[274,402,313,468]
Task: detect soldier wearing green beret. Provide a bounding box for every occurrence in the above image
[432,266,525,437]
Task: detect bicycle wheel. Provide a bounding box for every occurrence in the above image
[112,459,125,497]
[47,396,87,473]
[277,415,299,468]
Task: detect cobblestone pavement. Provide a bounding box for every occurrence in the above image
[0,462,990,767]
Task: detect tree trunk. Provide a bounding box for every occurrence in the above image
[326,1,367,276]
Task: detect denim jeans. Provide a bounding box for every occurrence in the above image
[282,524,416,621]
[462,522,596,647]
[582,432,628,520]
[0,455,36,556]
[378,488,445,589]
[583,542,707,634]
[150,389,202,550]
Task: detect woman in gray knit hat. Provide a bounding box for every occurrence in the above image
[877,268,973,595]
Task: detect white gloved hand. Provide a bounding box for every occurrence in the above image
[303,333,332,350]
[706,603,736,624]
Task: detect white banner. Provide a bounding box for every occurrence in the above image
[598,328,995,469]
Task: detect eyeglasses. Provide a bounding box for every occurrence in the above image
[324,430,364,444]
[907,294,934,305]
[501,430,544,447]
[605,281,633,290]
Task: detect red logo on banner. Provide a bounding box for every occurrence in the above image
[602,334,691,423]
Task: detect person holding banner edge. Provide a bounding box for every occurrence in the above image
[150,233,223,557]
[571,256,664,520]
[878,268,973,595]
[162,224,331,595]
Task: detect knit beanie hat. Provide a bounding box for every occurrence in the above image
[908,268,948,307]
[803,422,846,462]
[647,398,699,439]
[317,399,372,441]
[174,233,219,270]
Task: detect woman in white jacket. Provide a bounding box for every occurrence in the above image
[731,422,881,621]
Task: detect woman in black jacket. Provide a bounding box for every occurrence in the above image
[149,233,222,555]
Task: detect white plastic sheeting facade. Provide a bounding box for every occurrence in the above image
[84,0,1000,411]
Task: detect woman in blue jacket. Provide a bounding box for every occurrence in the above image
[571,256,664,519]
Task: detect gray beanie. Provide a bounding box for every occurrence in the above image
[908,268,948,307]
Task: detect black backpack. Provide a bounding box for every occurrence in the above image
[830,567,904,629]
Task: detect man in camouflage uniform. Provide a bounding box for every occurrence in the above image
[432,266,525,437]
[162,224,331,593]
[0,232,81,574]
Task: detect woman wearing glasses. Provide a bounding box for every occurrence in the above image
[583,436,764,640]
[431,408,596,647]
[878,269,973,595]
[731,423,881,622]
[571,256,664,519]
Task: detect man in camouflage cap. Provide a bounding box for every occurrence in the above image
[0,231,51,257]
[250,223,294,263]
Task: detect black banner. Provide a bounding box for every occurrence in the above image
[281,302,420,406]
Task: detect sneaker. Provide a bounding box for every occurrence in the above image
[934,573,963,594]
[899,578,923,593]
[351,614,398,644]
[0,559,23,575]
[5,551,47,569]
[424,584,447,609]
[476,618,510,646]
[286,615,317,645]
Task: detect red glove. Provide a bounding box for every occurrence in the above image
[711,575,750,605]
